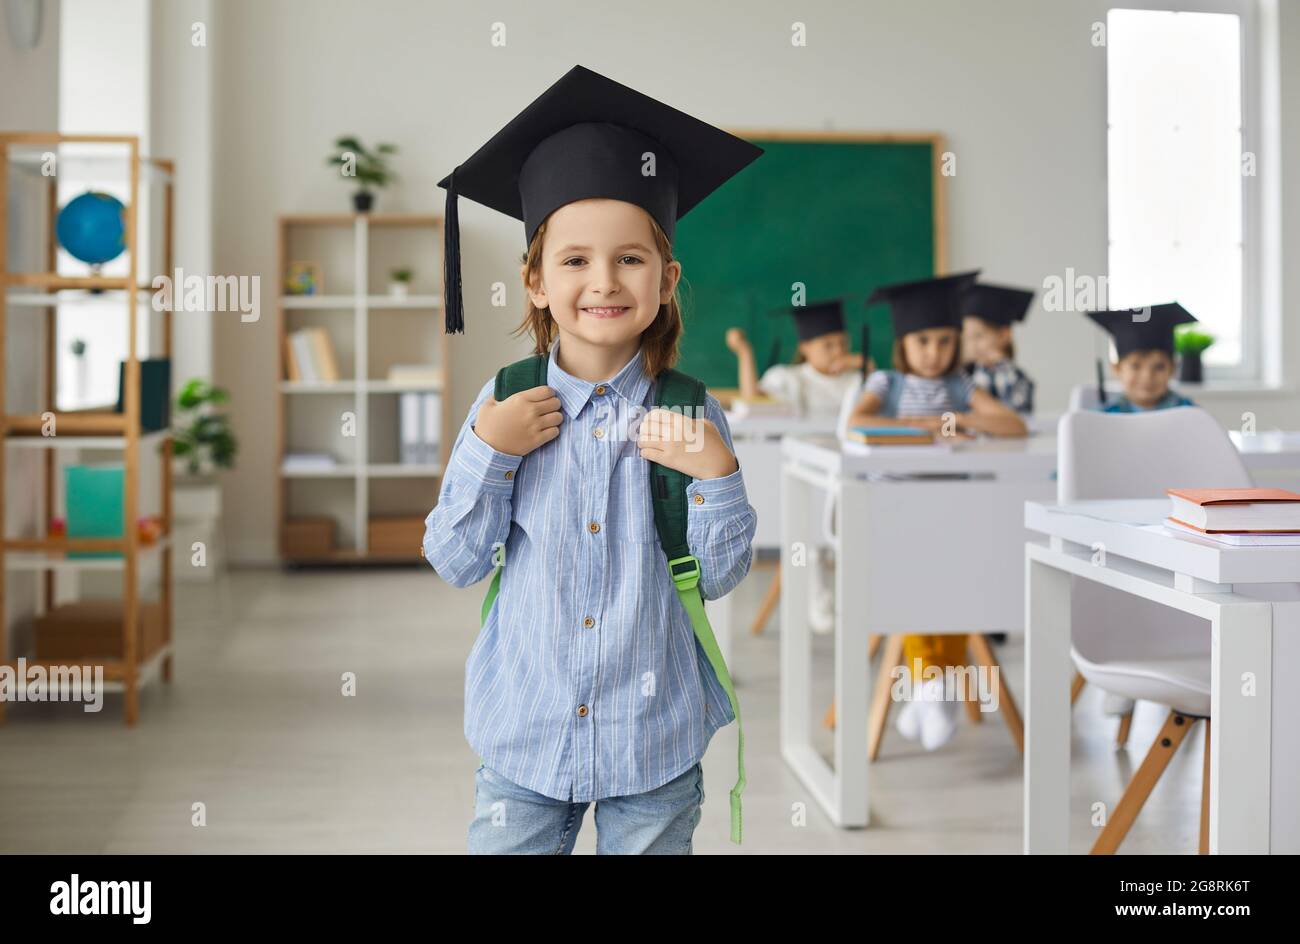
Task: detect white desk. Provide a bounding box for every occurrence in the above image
[1023,499,1300,854]
[779,433,1058,826]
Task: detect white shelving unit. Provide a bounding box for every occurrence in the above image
[276,213,449,562]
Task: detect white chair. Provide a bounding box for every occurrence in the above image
[836,373,868,441]
[1067,381,1125,413]
[1058,407,1253,854]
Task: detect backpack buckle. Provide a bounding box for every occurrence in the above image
[668,555,701,592]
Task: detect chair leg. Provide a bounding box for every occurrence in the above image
[750,566,781,635]
[963,636,983,723]
[868,635,905,761]
[1199,719,1211,855]
[1116,710,1134,748]
[1070,672,1086,706]
[822,699,836,730]
[968,633,1023,754]
[868,633,881,661]
[1090,710,1197,855]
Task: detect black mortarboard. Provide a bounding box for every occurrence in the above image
[1086,302,1197,359]
[436,65,764,334]
[962,282,1034,326]
[865,271,980,337]
[774,298,847,342]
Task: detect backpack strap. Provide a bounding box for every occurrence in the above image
[943,372,970,412]
[652,368,746,845]
[479,353,549,625]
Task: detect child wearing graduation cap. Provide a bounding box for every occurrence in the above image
[961,282,1036,414]
[725,298,865,414]
[1086,303,1198,413]
[423,66,760,854]
[845,271,1027,750]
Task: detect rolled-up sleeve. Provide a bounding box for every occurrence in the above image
[685,394,757,601]
[423,378,523,588]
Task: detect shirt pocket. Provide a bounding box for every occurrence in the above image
[609,452,657,544]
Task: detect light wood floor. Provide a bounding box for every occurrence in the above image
[0,561,1207,853]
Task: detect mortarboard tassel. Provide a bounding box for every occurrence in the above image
[443,166,464,334]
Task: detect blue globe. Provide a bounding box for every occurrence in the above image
[56,191,127,267]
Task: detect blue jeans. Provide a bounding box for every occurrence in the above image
[467,761,704,854]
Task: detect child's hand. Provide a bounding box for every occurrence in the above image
[896,414,976,439]
[724,328,752,355]
[473,385,563,456]
[637,408,739,480]
[829,351,865,373]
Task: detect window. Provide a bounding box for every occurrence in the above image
[1107,6,1249,372]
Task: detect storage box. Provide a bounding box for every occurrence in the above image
[281,516,336,558]
[35,600,165,662]
[65,464,124,559]
[367,515,425,556]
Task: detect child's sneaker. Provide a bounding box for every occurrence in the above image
[895,677,922,742]
[917,678,960,751]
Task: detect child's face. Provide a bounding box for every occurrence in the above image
[962,316,1010,367]
[523,198,679,351]
[1113,349,1174,408]
[799,330,850,374]
[901,327,959,378]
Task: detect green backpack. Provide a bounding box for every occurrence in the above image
[479,352,746,845]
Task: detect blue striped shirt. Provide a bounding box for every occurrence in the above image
[423,340,756,802]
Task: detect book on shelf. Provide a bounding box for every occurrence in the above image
[282,452,339,472]
[284,327,340,383]
[400,392,441,465]
[1167,487,1300,533]
[386,364,443,386]
[1163,518,1300,546]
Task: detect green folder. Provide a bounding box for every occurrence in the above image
[65,464,124,559]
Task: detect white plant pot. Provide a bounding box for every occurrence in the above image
[389,281,409,299]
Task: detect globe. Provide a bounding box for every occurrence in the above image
[56,191,127,267]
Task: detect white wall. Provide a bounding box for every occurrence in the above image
[209,0,1300,563]
[1,0,61,655]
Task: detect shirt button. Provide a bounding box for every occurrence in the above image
[577,704,589,717]
[583,616,595,628]
[504,470,514,480]
[588,521,600,534]
[595,385,606,395]
[593,427,604,439]
[693,494,705,504]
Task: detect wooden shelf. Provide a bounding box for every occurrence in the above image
[276,213,450,560]
[0,132,177,727]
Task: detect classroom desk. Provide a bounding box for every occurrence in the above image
[779,433,1058,826]
[1023,499,1300,854]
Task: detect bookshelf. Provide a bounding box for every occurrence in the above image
[0,133,176,726]
[276,213,450,562]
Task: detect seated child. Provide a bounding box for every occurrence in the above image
[961,282,1036,414]
[846,271,1028,751]
[727,298,864,633]
[726,298,864,414]
[1086,303,1198,412]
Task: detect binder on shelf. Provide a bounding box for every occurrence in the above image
[421,392,440,464]
[114,357,171,432]
[400,392,422,465]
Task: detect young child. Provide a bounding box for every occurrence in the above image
[727,298,864,633]
[726,298,864,414]
[961,282,1036,414]
[425,66,760,855]
[1086,303,1198,412]
[846,271,1028,751]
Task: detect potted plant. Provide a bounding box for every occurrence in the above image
[170,379,238,476]
[326,136,398,212]
[389,266,413,298]
[1175,325,1215,383]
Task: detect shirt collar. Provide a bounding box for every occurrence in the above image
[547,337,652,419]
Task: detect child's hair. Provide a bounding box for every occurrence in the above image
[514,214,684,378]
[891,330,963,375]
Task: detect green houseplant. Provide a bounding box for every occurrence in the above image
[1174,325,1215,384]
[326,136,398,212]
[170,379,238,475]
[389,266,413,298]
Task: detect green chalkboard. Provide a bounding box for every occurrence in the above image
[671,134,945,389]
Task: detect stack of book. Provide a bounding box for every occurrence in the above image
[284,328,340,382]
[843,425,952,455]
[1165,487,1300,546]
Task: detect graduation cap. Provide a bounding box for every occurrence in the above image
[962,282,1034,326]
[772,298,847,342]
[436,65,764,334]
[865,271,980,337]
[1086,302,1197,359]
